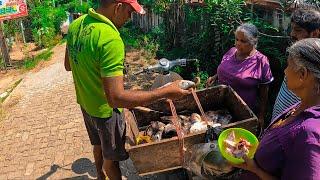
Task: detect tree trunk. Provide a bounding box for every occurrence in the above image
[0,22,10,67]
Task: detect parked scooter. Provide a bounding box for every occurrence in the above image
[134,58,199,89]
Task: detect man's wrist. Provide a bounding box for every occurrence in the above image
[151,86,168,100]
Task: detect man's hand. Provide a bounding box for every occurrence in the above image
[103,77,191,108]
[160,80,192,100]
[206,74,217,88]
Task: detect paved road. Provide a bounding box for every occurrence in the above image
[0,44,189,180]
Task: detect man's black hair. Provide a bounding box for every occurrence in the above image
[98,0,116,7]
[291,8,320,32]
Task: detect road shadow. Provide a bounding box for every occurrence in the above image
[70,158,97,179]
[36,158,97,180]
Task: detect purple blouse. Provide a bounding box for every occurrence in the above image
[217,47,273,112]
[246,104,320,179]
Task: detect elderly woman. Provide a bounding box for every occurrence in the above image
[233,38,320,179]
[207,23,273,126]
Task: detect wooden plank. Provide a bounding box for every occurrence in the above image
[148,9,151,31]
[128,131,206,175]
[139,166,183,176]
[146,85,227,114]
[224,86,256,121]
[152,12,155,28]
[223,118,259,135]
[130,106,169,127]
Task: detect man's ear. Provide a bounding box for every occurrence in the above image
[114,2,123,14]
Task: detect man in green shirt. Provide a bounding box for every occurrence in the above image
[65,0,191,179]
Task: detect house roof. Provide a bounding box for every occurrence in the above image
[286,0,319,10]
[245,0,282,9]
[246,0,319,10]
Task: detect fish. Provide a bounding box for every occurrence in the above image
[144,121,166,141]
[181,121,192,134]
[206,110,232,125]
[179,115,190,122]
[190,113,202,123]
[190,121,221,134]
[143,110,231,142]
[162,123,177,138]
[151,131,163,142]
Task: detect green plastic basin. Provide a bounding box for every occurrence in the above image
[218,128,259,164]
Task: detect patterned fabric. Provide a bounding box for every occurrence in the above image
[271,79,300,123]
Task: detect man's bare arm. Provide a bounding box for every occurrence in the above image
[103,76,190,108]
[64,47,71,71]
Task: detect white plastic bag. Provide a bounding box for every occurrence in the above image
[184,141,236,179]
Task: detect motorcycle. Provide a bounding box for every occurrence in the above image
[133,58,199,89]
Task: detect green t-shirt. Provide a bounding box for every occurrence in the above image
[67,8,124,118]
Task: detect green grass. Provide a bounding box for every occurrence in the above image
[59,37,67,44]
[23,49,54,70]
[0,103,4,122]
[0,78,23,103]
[0,78,23,121]
[0,77,23,122]
[12,79,23,90]
[0,56,7,69]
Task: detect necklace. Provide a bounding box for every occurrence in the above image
[272,107,298,128]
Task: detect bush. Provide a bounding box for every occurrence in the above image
[25,0,67,48]
[23,49,54,69]
[120,23,164,60]
[32,27,56,48]
[120,0,291,123]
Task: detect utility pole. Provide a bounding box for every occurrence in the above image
[0,21,10,68]
[20,19,26,44]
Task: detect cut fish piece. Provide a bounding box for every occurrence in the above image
[223,131,251,158]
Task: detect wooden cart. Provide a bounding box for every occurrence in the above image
[127,85,259,176]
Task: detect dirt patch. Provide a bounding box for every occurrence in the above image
[1,42,53,93]
[30,43,66,73]
[9,42,46,61]
[0,92,22,122]
[124,49,158,90]
[2,92,22,109]
[0,43,66,94]
[0,69,24,94]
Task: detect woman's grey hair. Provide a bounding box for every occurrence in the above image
[236,23,259,48]
[287,38,320,93]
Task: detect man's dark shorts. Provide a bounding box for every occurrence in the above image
[81,108,129,161]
